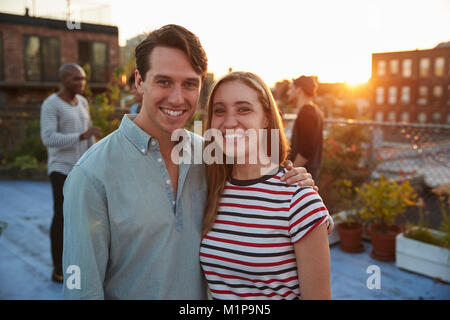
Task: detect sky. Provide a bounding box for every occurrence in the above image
[1,0,450,86]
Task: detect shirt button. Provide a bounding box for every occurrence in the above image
[172,201,176,205]
[166,179,171,185]
[151,140,156,146]
[157,158,162,163]
[141,148,145,153]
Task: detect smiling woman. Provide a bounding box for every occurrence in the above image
[200,71,334,300]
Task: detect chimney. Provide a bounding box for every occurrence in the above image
[25,7,30,16]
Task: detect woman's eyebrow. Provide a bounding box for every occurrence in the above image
[212,101,225,108]
[235,101,252,106]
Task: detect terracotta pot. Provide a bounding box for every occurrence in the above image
[368,223,401,261]
[337,222,365,253]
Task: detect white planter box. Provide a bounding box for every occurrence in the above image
[396,229,450,283]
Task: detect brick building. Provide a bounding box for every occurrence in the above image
[0,11,119,109]
[371,42,450,125]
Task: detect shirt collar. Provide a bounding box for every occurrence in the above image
[119,114,155,155]
[119,114,193,155]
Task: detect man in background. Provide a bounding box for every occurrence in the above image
[40,63,101,283]
[287,75,324,182]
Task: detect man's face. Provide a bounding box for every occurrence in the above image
[136,46,202,138]
[63,67,86,95]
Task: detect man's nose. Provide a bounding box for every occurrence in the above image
[167,85,184,105]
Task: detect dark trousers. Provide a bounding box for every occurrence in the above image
[49,171,67,274]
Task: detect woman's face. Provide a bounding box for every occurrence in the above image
[210,80,268,162]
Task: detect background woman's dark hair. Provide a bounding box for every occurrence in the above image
[293,75,318,97]
[135,24,208,82]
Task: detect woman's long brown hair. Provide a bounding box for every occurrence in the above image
[202,71,289,236]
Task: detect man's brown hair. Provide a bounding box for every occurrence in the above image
[135,24,208,82]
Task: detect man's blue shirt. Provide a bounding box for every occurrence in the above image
[62,114,207,299]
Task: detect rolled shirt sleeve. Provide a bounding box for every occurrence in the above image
[62,165,110,299]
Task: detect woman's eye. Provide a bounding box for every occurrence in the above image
[213,108,225,115]
[238,107,251,113]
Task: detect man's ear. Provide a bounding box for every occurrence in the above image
[135,70,145,95]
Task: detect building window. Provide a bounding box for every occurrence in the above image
[434,57,445,77]
[388,86,397,105]
[402,59,412,77]
[377,60,386,77]
[419,57,430,77]
[376,87,384,104]
[24,35,60,81]
[432,112,441,124]
[417,86,428,105]
[417,112,427,123]
[375,111,383,122]
[387,111,396,122]
[400,112,409,123]
[389,59,399,75]
[78,40,108,83]
[432,85,443,103]
[400,86,410,104]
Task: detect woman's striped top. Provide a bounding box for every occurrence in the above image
[200,166,333,300]
[40,93,94,175]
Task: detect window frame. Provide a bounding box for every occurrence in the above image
[77,40,109,83]
[23,34,60,82]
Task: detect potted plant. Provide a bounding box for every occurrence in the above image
[396,185,450,282]
[334,179,365,253]
[356,174,417,261]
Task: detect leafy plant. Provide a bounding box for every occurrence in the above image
[355,174,418,232]
[7,154,39,170]
[334,179,362,226]
[433,184,450,250]
[404,186,450,250]
[318,124,373,213]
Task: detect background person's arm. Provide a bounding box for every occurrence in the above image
[40,101,81,148]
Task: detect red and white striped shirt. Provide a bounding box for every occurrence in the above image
[200,167,333,300]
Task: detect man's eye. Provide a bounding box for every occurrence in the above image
[158,80,170,87]
[184,82,198,88]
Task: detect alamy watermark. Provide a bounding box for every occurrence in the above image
[366,265,381,290]
[170,121,281,175]
[66,4,81,30]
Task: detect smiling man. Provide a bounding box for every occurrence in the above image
[62,25,315,300]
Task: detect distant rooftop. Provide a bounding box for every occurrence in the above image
[0,11,118,35]
[435,41,450,48]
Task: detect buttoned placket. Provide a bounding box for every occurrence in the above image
[146,138,186,232]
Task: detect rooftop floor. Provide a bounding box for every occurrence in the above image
[0,180,449,300]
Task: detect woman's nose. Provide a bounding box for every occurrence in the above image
[223,112,238,128]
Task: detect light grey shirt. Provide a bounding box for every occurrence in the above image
[40,93,94,175]
[62,114,207,299]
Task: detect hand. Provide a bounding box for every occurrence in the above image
[280,160,318,192]
[81,127,102,140]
